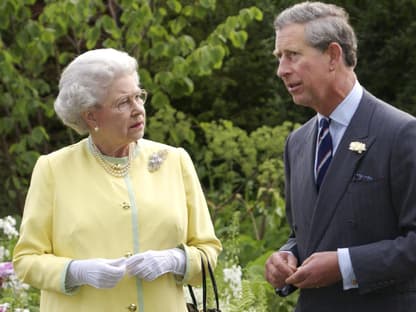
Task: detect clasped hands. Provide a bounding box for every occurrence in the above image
[66,248,185,289]
[264,251,342,289]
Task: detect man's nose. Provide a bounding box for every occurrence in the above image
[277,57,290,78]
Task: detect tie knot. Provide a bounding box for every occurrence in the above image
[319,117,330,129]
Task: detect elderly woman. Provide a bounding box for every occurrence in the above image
[13,48,222,312]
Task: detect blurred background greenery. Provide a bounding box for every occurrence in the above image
[1,0,416,310]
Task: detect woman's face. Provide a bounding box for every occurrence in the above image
[87,73,146,155]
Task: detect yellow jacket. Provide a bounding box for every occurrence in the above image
[13,138,222,312]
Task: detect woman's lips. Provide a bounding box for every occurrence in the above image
[130,121,144,129]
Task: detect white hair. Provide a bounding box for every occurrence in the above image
[274,1,357,67]
[54,48,139,134]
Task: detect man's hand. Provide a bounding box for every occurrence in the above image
[285,251,342,288]
[265,251,298,288]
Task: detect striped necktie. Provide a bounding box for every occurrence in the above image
[316,118,332,190]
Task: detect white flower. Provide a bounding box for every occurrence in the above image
[0,246,10,261]
[349,141,366,154]
[0,216,19,239]
[223,264,242,299]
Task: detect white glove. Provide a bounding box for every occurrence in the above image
[66,258,126,289]
[126,248,186,281]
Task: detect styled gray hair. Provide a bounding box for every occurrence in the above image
[274,1,357,67]
[54,48,139,134]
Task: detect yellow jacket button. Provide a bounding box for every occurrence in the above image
[127,303,137,311]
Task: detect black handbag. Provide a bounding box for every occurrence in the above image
[186,256,221,312]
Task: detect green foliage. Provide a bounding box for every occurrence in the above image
[0,0,263,217]
[0,216,40,310]
[192,120,295,251]
[146,106,196,146]
[171,0,310,133]
[1,3,292,307]
[212,212,296,311]
[4,1,414,310]
[349,0,416,117]
[0,0,56,217]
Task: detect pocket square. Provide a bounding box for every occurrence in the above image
[352,173,374,182]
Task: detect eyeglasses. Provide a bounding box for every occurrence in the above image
[114,89,147,112]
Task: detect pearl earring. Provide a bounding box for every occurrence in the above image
[94,126,99,132]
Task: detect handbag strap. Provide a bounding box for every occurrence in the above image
[188,256,220,312]
[202,256,220,311]
[202,257,207,311]
[187,284,198,308]
[207,260,220,311]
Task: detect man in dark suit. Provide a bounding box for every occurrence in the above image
[264,2,416,311]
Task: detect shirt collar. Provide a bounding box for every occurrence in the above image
[317,80,363,127]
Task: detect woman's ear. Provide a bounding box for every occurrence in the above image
[82,110,98,131]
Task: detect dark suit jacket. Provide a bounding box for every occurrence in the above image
[281,91,416,311]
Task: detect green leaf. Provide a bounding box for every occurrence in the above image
[229,30,248,48]
[99,15,121,39]
[154,71,174,87]
[169,16,187,35]
[181,76,194,95]
[177,35,196,55]
[30,126,49,145]
[167,0,182,13]
[58,51,75,65]
[149,41,169,58]
[200,0,216,10]
[182,5,193,17]
[172,56,187,75]
[149,24,169,39]
[150,90,170,109]
[86,25,101,49]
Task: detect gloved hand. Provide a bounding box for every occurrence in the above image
[126,248,186,281]
[66,257,126,289]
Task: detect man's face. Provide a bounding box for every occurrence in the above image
[274,23,332,110]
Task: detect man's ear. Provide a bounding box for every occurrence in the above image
[327,42,343,70]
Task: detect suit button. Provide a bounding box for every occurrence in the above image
[125,252,133,258]
[127,303,137,311]
[122,202,130,209]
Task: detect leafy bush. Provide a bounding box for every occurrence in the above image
[0,216,40,311]
[0,1,298,310]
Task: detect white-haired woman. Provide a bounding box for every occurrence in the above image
[13,48,222,312]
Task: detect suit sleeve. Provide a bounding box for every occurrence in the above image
[349,118,416,294]
[280,133,300,260]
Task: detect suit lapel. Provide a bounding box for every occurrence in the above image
[295,118,319,225]
[306,93,376,254]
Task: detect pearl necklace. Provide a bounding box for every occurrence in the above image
[89,137,135,177]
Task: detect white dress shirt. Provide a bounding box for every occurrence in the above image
[316,80,363,289]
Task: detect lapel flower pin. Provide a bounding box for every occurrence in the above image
[148,149,168,172]
[349,141,366,154]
